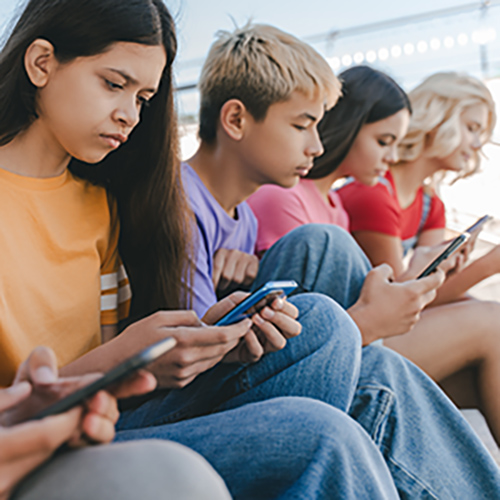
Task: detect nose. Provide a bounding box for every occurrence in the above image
[307,128,324,158]
[471,134,482,151]
[113,97,141,129]
[384,145,399,164]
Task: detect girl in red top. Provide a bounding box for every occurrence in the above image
[309,67,500,443]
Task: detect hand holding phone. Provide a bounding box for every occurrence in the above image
[417,233,469,279]
[7,337,176,424]
[215,280,298,326]
[465,215,492,235]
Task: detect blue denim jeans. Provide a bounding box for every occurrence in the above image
[253,224,500,498]
[116,294,399,499]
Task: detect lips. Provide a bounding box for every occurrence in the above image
[100,133,127,149]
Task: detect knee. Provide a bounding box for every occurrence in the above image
[107,441,231,499]
[290,292,362,347]
[263,397,373,458]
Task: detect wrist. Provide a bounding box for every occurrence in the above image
[347,304,376,346]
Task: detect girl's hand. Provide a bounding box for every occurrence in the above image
[123,310,252,388]
[205,293,301,364]
[0,346,139,500]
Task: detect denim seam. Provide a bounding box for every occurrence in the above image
[384,448,440,500]
[355,383,395,446]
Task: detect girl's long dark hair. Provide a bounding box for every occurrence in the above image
[0,0,193,321]
[309,65,411,179]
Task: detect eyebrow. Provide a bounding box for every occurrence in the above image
[106,68,158,94]
[379,133,397,140]
[296,113,318,123]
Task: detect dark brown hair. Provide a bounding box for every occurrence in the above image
[0,0,193,320]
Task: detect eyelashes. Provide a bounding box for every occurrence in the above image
[105,79,151,107]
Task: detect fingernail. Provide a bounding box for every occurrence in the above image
[273,298,284,310]
[7,381,31,395]
[34,366,57,384]
[253,314,264,325]
[261,307,275,320]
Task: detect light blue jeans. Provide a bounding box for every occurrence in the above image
[253,223,500,498]
[116,294,399,499]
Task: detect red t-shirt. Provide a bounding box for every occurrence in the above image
[337,171,445,240]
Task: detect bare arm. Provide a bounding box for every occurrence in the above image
[351,231,406,276]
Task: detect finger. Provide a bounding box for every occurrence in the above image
[80,411,116,444]
[270,298,299,319]
[111,370,157,399]
[252,314,287,351]
[85,390,120,424]
[219,252,239,290]
[233,257,250,286]
[14,346,58,385]
[172,320,252,348]
[0,382,32,413]
[1,407,82,460]
[245,257,259,286]
[154,310,203,328]
[202,292,250,325]
[259,308,302,340]
[212,249,227,288]
[370,263,395,282]
[241,331,264,362]
[414,269,445,291]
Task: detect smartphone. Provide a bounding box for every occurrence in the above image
[417,233,469,279]
[464,214,492,235]
[28,337,176,421]
[215,280,299,326]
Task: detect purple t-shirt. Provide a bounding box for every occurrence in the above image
[182,163,258,317]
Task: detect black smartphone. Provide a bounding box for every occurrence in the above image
[215,280,298,326]
[417,233,469,279]
[29,337,176,421]
[465,214,492,235]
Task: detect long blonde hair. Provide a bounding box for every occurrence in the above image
[398,72,496,179]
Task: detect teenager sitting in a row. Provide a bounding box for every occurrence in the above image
[249,66,500,444]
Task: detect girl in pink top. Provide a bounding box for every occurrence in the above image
[248,179,349,255]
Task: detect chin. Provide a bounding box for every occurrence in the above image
[277,176,300,189]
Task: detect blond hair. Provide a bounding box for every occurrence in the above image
[198,23,341,143]
[398,72,496,178]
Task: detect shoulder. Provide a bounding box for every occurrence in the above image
[247,184,303,214]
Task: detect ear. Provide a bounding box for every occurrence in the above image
[219,99,249,141]
[24,39,58,88]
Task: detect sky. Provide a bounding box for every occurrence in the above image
[165,0,477,62]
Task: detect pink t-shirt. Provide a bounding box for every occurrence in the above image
[248,179,350,254]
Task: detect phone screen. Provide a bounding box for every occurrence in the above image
[215,280,298,326]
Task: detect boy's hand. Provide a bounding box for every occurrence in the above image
[348,264,445,345]
[205,293,301,364]
[212,248,259,293]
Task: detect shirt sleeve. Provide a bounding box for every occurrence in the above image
[100,200,131,325]
[422,193,446,231]
[338,181,402,237]
[248,186,311,254]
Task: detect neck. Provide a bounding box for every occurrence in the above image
[391,154,440,192]
[187,141,261,217]
[311,168,344,201]
[0,120,70,178]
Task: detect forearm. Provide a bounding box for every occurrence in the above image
[432,255,497,305]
